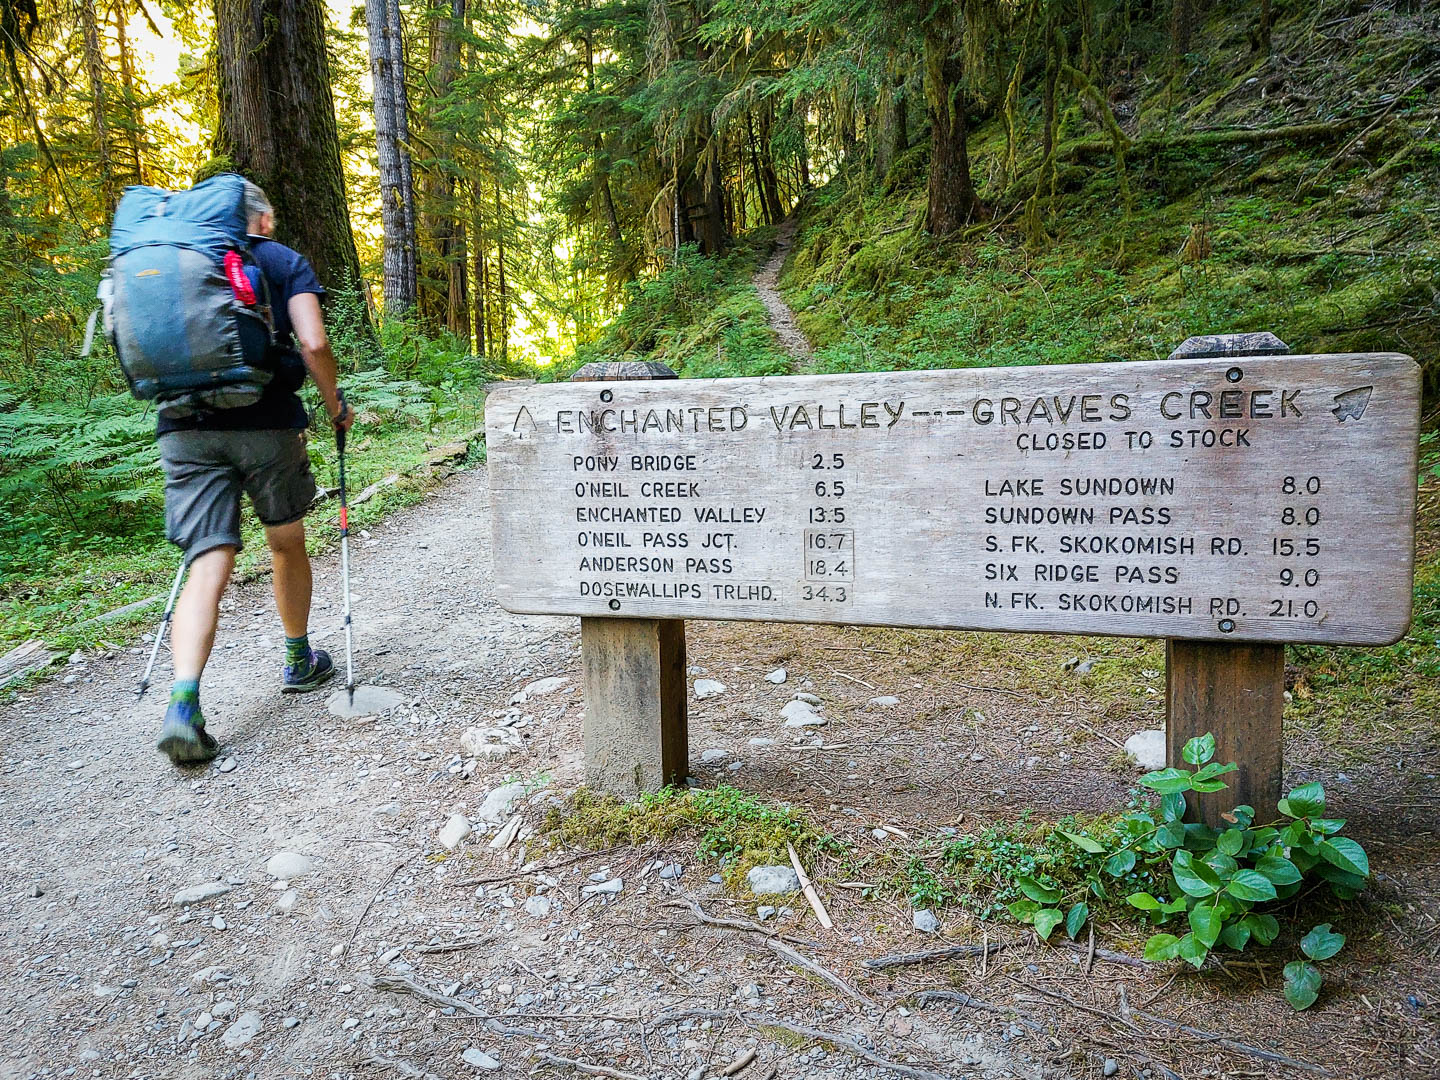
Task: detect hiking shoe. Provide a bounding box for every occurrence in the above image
[157,703,220,766]
[282,648,335,693]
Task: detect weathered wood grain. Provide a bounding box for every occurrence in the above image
[487,354,1420,645]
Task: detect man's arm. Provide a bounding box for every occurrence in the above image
[288,292,354,432]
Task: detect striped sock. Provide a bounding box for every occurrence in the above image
[285,635,311,667]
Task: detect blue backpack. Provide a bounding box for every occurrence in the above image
[100,173,274,417]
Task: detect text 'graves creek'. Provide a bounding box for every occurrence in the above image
[486,354,1420,645]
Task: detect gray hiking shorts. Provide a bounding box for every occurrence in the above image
[159,429,318,561]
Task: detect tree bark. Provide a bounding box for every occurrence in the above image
[923,28,981,236]
[493,172,508,363]
[365,0,407,313]
[386,0,419,303]
[112,0,145,184]
[421,0,467,337]
[80,1,116,214]
[470,177,486,358]
[214,0,364,294]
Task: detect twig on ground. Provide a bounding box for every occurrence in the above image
[538,1054,647,1080]
[830,669,878,690]
[723,1049,758,1075]
[1084,924,1096,974]
[415,933,496,954]
[450,847,620,887]
[665,897,822,947]
[748,1017,951,1080]
[862,942,1006,970]
[369,973,490,1017]
[1022,980,1333,1074]
[915,989,1045,1032]
[1066,716,1127,751]
[346,854,413,953]
[362,1054,444,1080]
[954,681,1027,698]
[787,841,834,931]
[765,938,869,1003]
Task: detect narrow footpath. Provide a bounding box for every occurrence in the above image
[753,219,814,369]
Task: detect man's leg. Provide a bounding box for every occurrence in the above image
[267,519,312,639]
[157,431,242,765]
[170,546,238,680]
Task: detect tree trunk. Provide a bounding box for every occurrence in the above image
[80,1,116,214]
[1171,0,1195,59]
[386,0,419,303]
[422,0,466,335]
[493,173,508,363]
[365,0,408,313]
[470,178,486,358]
[112,0,145,184]
[214,0,364,294]
[758,103,785,221]
[874,70,908,182]
[923,29,981,236]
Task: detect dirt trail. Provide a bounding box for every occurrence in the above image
[0,467,1051,1080]
[754,219,813,368]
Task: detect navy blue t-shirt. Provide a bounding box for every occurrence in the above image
[156,236,326,434]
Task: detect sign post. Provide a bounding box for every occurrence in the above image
[1164,333,1290,826]
[491,349,1421,806]
[570,362,689,797]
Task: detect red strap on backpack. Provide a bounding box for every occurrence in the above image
[223,250,257,305]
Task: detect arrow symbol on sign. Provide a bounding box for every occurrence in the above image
[1330,386,1373,422]
[512,406,538,434]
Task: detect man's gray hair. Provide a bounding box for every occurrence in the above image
[243,181,274,224]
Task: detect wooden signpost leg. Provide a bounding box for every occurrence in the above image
[580,617,689,796]
[570,360,689,799]
[1165,332,1290,826]
[1166,640,1285,825]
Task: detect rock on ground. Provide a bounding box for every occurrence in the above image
[1125,729,1166,770]
[173,881,232,906]
[747,865,801,895]
[437,814,472,851]
[265,851,314,880]
[781,699,825,727]
[478,781,529,823]
[462,1047,502,1070]
[693,678,727,699]
[220,1010,262,1048]
[765,668,787,684]
[913,908,941,933]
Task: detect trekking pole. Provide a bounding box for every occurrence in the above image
[138,557,187,697]
[335,394,355,708]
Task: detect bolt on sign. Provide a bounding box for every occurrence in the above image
[486,354,1420,646]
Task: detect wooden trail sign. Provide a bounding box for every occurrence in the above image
[487,353,1420,647]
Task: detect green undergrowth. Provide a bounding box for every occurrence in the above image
[542,783,842,887]
[0,373,487,662]
[544,230,790,381]
[546,747,1366,1009]
[779,11,1439,396]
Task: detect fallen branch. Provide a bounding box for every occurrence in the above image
[915,989,1044,1032]
[862,942,1007,970]
[538,1054,646,1080]
[362,1054,444,1080]
[749,1017,951,1080]
[723,1049,757,1076]
[415,933,496,954]
[1021,980,1332,1075]
[450,847,621,887]
[346,855,414,953]
[1064,942,1147,970]
[765,938,869,1004]
[1062,117,1366,161]
[954,682,1026,699]
[369,973,491,1017]
[665,896,822,947]
[787,841,834,931]
[353,473,401,506]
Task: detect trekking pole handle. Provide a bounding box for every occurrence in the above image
[332,388,349,451]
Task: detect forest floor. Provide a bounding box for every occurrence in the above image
[3,466,1438,1079]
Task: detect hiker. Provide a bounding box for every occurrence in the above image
[141,179,354,764]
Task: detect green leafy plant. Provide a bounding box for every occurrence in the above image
[1008,734,1367,1011]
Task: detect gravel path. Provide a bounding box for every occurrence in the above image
[754,219,813,368]
[0,467,1050,1079]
